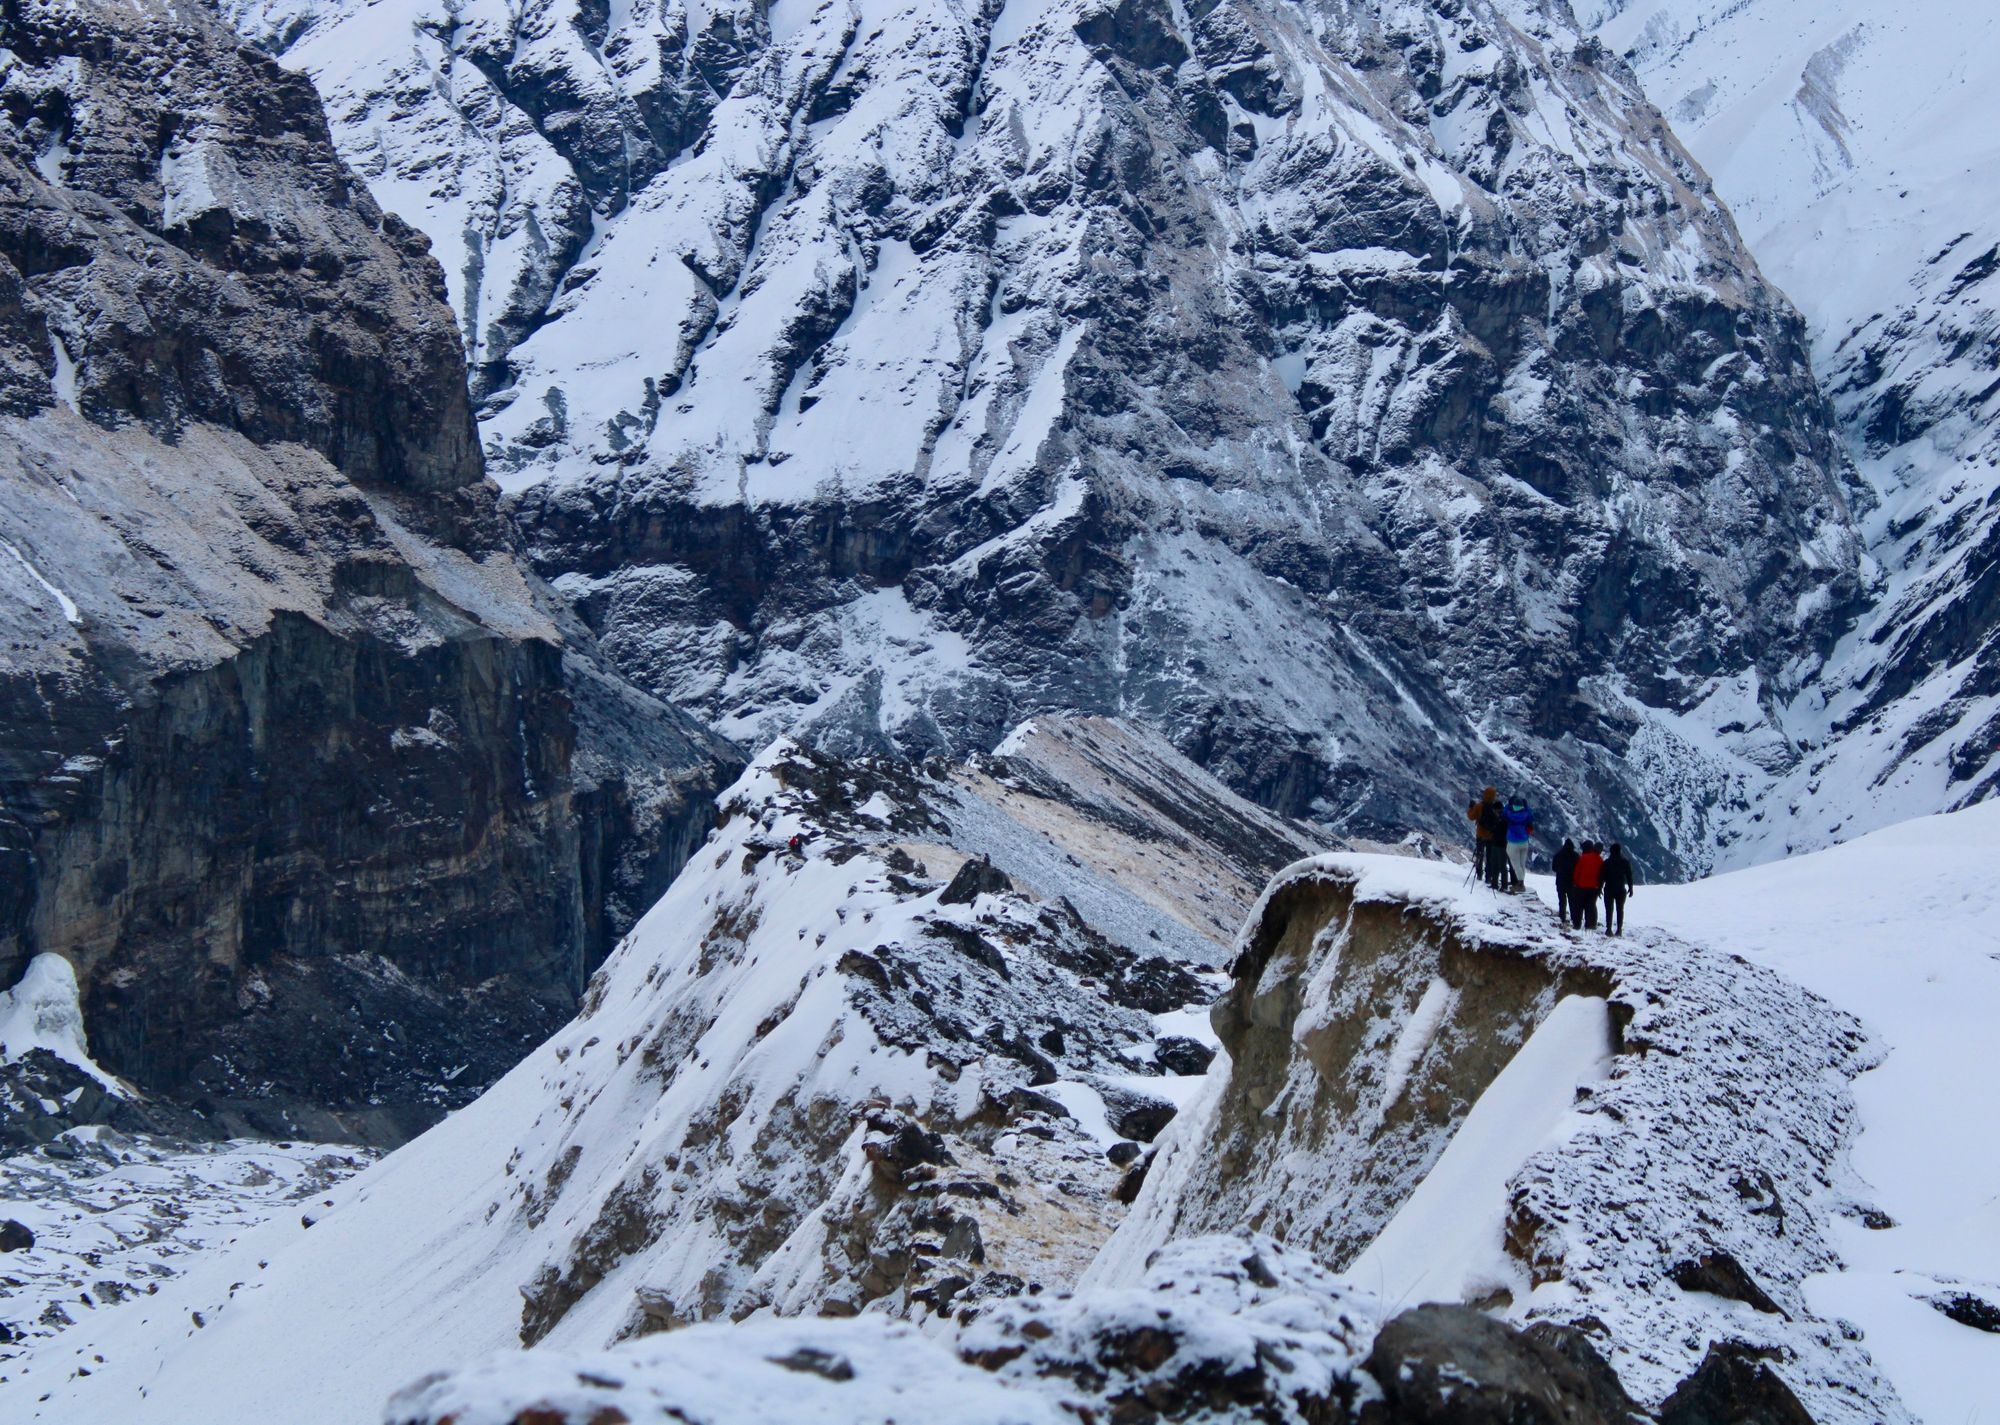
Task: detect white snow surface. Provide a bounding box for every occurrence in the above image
[1644,801,2000,1425]
[1341,993,1613,1312]
[0,954,121,1092]
[0,1130,372,1366]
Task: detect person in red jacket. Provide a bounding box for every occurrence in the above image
[1569,841,1604,930]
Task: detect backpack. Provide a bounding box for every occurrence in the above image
[1479,802,1507,840]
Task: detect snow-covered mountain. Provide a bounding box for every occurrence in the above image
[10,715,1319,1417]
[1580,0,2000,863]
[221,0,1870,875]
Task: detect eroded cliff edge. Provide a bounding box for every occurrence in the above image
[0,0,739,1141]
[1095,856,1908,1423]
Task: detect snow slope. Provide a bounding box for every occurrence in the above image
[6,719,1306,1422]
[1643,801,2000,1425]
[1582,0,2000,865]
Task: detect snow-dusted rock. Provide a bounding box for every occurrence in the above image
[381,1235,1651,1425]
[228,0,1866,874]
[0,0,738,1133]
[8,715,1315,1420]
[1094,854,1907,1422]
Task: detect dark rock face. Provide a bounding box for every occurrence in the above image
[242,0,1867,876]
[1656,1342,1815,1425]
[1361,1305,1643,1425]
[0,0,738,1138]
[0,1049,210,1152]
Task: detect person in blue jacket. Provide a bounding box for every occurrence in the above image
[1502,795,1535,893]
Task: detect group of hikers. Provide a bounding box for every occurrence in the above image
[1466,787,1636,934]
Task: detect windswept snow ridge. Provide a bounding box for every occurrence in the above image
[1096,853,1907,1422]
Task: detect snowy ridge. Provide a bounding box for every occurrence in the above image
[224,0,1865,874]
[1094,852,1906,1421]
[11,717,1308,1422]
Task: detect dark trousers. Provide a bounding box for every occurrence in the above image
[1570,889,1599,930]
[1481,840,1503,887]
[1603,891,1626,934]
[1555,880,1571,922]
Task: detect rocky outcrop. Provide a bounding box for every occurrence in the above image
[0,0,738,1138]
[1095,856,1906,1423]
[383,1236,1659,1425]
[226,0,1866,875]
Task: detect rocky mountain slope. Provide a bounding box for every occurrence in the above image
[0,0,738,1140]
[1580,0,2000,864]
[9,715,1318,1419]
[221,0,1871,875]
[24,738,1999,1423]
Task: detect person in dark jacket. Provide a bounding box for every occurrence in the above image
[1468,787,1500,884]
[1502,797,1535,892]
[1479,795,1509,888]
[1551,839,1578,923]
[1601,843,1635,935]
[1570,841,1603,930]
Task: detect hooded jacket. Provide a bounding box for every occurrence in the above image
[1573,848,1604,891]
[1552,841,1579,886]
[1469,789,1501,841]
[1502,801,1535,844]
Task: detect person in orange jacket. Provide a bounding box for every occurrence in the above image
[1467,787,1500,884]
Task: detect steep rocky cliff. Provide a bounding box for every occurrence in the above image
[0,0,738,1140]
[223,0,1868,875]
[1095,855,1905,1422]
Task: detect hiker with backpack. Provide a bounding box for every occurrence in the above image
[1570,841,1603,929]
[1601,844,1635,935]
[1502,796,1534,893]
[1468,787,1501,884]
[1551,838,1578,923]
